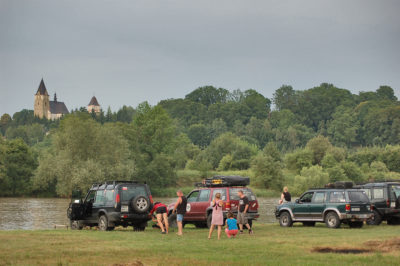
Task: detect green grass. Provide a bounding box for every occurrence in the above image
[0,224,399,265]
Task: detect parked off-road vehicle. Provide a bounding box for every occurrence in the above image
[167,176,259,228]
[67,181,153,231]
[355,181,400,225]
[275,187,373,228]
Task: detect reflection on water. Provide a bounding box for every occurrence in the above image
[0,197,280,230]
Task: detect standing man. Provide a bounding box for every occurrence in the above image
[237,190,253,234]
[173,190,187,236]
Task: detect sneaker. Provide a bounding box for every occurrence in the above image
[249,229,253,234]
[161,231,166,234]
[239,230,243,234]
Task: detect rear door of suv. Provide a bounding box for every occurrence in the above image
[119,184,150,214]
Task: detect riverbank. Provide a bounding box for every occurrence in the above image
[1,224,399,265]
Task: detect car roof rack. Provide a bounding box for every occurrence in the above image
[356,179,400,185]
[195,176,250,188]
[91,180,139,189]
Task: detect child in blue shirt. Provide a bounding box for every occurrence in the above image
[225,212,238,238]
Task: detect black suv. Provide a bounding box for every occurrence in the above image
[67,181,153,231]
[355,181,400,225]
[275,188,372,228]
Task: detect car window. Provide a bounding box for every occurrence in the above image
[373,187,384,199]
[198,189,210,202]
[187,191,200,203]
[105,190,115,204]
[121,185,147,201]
[212,188,227,201]
[229,188,256,201]
[361,188,371,199]
[348,191,369,203]
[85,190,96,203]
[94,190,105,205]
[313,192,325,203]
[329,191,346,203]
[390,185,400,198]
[300,192,314,203]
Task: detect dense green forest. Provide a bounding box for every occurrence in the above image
[1,83,400,197]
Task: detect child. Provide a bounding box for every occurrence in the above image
[225,212,238,238]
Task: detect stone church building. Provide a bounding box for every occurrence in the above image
[34,79,69,120]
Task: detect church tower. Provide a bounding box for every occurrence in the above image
[87,96,101,114]
[34,79,50,119]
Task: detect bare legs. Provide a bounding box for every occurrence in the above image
[156,214,165,233]
[239,223,251,231]
[208,225,222,239]
[177,221,183,235]
[162,213,169,234]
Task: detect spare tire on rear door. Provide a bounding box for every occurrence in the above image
[130,195,150,213]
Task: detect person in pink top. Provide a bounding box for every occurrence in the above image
[208,193,224,240]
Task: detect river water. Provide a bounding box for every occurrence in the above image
[0,197,279,230]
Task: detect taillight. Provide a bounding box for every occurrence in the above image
[149,195,154,204]
[345,204,351,211]
[225,201,231,210]
[387,200,390,207]
[116,193,120,203]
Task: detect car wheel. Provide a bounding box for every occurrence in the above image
[70,220,83,230]
[366,210,382,226]
[279,212,293,227]
[325,212,341,228]
[131,196,150,213]
[195,222,207,228]
[387,217,400,225]
[207,213,212,228]
[348,221,363,228]
[302,221,316,227]
[98,215,109,231]
[168,213,177,228]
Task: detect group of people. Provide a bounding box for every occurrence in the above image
[149,189,254,239]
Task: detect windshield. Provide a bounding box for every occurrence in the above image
[121,185,147,201]
[229,188,256,201]
[348,191,369,203]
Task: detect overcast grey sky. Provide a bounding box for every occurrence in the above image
[1,0,399,115]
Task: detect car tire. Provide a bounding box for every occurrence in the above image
[70,220,83,230]
[168,213,177,228]
[279,212,293,227]
[207,213,212,228]
[98,215,110,231]
[366,210,382,226]
[387,217,400,225]
[195,222,207,228]
[131,196,150,214]
[325,212,341,228]
[348,221,363,228]
[302,221,316,227]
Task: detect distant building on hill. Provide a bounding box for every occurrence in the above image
[34,79,69,120]
[87,96,101,114]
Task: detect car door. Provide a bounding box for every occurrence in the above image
[184,190,200,221]
[309,191,326,220]
[91,189,105,223]
[292,192,314,219]
[372,186,386,209]
[187,189,211,221]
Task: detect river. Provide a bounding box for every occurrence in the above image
[0,197,280,230]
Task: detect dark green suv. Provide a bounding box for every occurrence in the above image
[275,188,373,228]
[355,182,400,225]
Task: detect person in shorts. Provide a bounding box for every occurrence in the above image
[172,190,187,236]
[237,190,253,234]
[225,212,238,238]
[149,202,169,234]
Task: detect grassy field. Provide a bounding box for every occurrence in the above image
[0,223,399,265]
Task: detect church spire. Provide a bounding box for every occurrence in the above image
[36,78,49,96]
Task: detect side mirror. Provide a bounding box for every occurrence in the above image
[295,199,300,204]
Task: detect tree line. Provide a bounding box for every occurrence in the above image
[0,83,399,196]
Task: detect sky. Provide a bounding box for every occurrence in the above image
[1,0,399,115]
